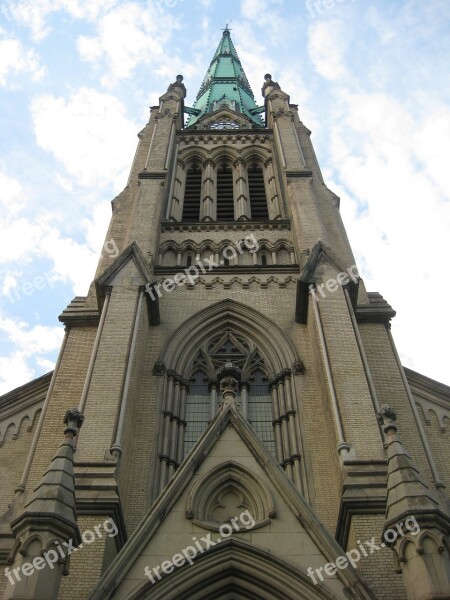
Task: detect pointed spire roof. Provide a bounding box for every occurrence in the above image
[377,404,450,538]
[11,409,83,543]
[186,27,264,129]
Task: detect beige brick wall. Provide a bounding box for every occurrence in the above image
[0,412,40,515]
[58,515,116,600]
[347,514,406,600]
[359,323,435,491]
[417,405,450,489]
[27,326,96,492]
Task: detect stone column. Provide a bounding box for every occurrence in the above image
[200,159,216,221]
[234,158,251,221]
[264,158,281,219]
[170,159,186,221]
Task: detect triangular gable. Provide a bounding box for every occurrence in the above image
[89,404,375,600]
[295,241,359,323]
[95,242,159,325]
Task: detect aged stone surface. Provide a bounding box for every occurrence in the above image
[0,29,448,600]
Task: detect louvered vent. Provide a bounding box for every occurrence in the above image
[182,166,202,222]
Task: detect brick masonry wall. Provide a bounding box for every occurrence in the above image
[0,411,40,514]
[27,326,96,492]
[416,404,450,489]
[58,515,115,600]
[358,322,436,491]
[347,514,407,600]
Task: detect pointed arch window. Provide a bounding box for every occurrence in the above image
[247,369,275,456]
[184,370,210,456]
[216,162,235,221]
[182,165,202,222]
[248,163,268,220]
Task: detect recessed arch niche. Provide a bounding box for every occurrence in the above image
[185,461,276,531]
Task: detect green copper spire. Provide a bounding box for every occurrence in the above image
[186,27,264,129]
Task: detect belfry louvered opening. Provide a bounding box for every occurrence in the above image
[216,162,235,221]
[248,163,268,220]
[182,165,202,221]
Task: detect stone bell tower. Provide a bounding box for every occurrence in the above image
[1,26,449,600]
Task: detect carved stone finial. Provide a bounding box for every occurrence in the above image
[217,362,241,405]
[262,73,280,97]
[153,360,166,376]
[293,359,305,375]
[63,408,84,437]
[377,404,397,433]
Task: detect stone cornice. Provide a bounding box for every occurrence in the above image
[161,220,291,233]
[58,296,100,327]
[355,292,396,323]
[335,459,388,549]
[154,265,299,275]
[0,372,51,445]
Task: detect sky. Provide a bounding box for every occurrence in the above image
[0,0,449,394]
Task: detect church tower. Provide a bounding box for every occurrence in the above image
[1,27,449,600]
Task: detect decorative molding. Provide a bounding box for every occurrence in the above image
[74,460,127,551]
[58,296,100,327]
[161,220,291,232]
[295,241,360,324]
[158,237,295,257]
[405,367,450,429]
[0,372,51,445]
[355,292,396,323]
[286,170,313,178]
[185,461,276,532]
[138,171,167,179]
[335,460,388,549]
[88,404,377,600]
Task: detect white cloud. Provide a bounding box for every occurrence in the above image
[0,36,45,86]
[0,352,34,394]
[307,19,351,81]
[4,0,118,41]
[0,169,24,213]
[77,2,181,87]
[30,87,138,189]
[0,317,63,394]
[328,91,450,382]
[2,273,18,295]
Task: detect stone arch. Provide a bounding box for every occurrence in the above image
[155,300,305,494]
[241,147,271,165]
[210,146,241,165]
[128,538,337,600]
[179,147,210,168]
[186,461,276,531]
[159,299,298,377]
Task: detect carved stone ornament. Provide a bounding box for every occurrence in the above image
[153,360,166,376]
[377,403,397,433]
[63,408,84,435]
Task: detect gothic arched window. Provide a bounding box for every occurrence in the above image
[180,335,276,459]
[182,165,202,221]
[247,369,275,456]
[184,370,210,456]
[248,163,268,220]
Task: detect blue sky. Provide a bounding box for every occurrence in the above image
[0,0,449,393]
